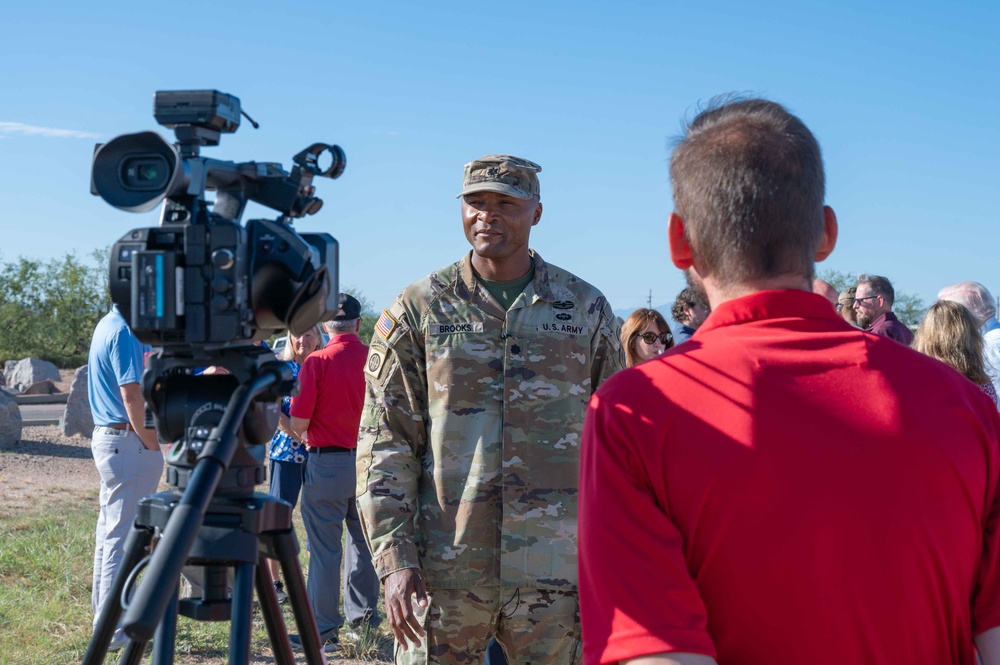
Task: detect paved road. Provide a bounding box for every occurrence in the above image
[19,403,63,425]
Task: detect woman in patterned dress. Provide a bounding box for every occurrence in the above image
[267,323,324,600]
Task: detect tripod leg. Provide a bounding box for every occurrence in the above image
[120,639,150,665]
[152,579,180,665]
[227,561,256,665]
[83,523,153,665]
[274,528,326,665]
[255,550,296,665]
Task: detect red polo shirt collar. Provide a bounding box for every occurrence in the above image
[696,289,843,336]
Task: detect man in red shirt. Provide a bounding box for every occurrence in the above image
[289,293,379,652]
[578,98,1000,665]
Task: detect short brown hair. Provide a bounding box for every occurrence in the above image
[670,96,826,284]
[620,308,673,367]
[857,274,895,308]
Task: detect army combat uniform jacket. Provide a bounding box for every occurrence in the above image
[357,250,624,591]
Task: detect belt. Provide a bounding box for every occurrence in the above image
[98,423,133,432]
[306,445,353,454]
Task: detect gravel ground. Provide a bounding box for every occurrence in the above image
[1,369,138,509]
[0,424,100,510]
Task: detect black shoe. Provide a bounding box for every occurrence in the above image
[289,633,340,653]
[273,581,289,604]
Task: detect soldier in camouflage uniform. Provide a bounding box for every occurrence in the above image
[356,154,624,665]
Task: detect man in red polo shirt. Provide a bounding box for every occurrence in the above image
[289,293,380,652]
[578,98,1000,665]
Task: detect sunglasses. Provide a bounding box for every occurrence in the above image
[638,332,672,345]
[853,295,880,304]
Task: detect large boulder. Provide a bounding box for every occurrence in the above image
[24,379,58,395]
[60,366,93,438]
[0,390,21,449]
[4,358,61,394]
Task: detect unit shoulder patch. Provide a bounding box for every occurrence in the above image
[364,343,391,384]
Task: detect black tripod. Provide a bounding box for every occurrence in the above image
[82,351,326,665]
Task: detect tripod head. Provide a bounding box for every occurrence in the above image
[128,350,290,640]
[143,344,293,495]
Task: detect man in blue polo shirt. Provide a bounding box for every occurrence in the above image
[88,304,163,648]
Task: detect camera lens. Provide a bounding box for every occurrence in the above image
[138,163,159,182]
[120,155,170,190]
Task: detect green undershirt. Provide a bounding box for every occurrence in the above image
[477,263,535,311]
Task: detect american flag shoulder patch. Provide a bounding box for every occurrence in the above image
[375,309,398,339]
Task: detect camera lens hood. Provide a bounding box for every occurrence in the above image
[92,131,183,212]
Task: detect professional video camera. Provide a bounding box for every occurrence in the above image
[92,89,343,346]
[83,90,337,665]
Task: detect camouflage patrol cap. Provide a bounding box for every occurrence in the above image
[456,154,542,200]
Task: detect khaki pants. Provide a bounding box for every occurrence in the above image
[396,586,581,665]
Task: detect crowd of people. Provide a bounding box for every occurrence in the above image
[625,275,999,410]
[85,96,1000,665]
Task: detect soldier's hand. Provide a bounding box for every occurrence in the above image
[383,568,428,650]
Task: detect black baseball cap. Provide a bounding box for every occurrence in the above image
[334,293,361,320]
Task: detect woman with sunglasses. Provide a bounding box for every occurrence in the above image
[621,308,674,367]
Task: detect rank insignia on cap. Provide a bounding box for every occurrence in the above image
[375,309,398,339]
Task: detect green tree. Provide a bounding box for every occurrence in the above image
[817,269,857,294]
[893,292,927,329]
[342,284,377,343]
[0,250,110,367]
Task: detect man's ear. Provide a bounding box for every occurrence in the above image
[532,200,543,227]
[814,206,838,262]
[668,213,693,270]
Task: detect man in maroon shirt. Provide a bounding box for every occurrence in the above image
[578,98,1000,665]
[288,294,380,652]
[854,273,914,345]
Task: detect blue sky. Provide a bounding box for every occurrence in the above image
[2,0,997,316]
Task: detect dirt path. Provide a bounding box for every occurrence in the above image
[0,425,99,509]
